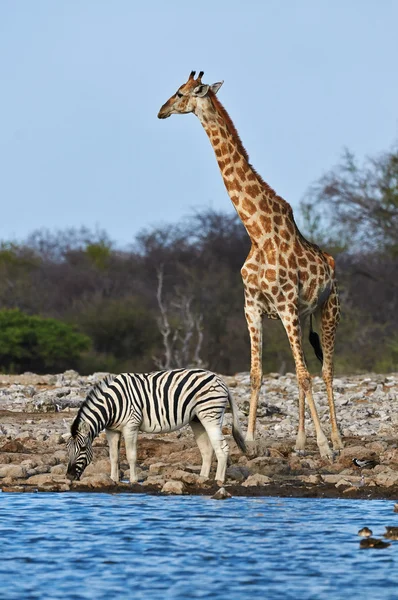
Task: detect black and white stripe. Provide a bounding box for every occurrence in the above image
[66,369,246,483]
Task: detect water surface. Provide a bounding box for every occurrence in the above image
[1,493,397,599]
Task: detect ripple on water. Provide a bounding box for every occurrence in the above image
[1,493,398,600]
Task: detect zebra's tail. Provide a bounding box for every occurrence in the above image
[228,390,247,454]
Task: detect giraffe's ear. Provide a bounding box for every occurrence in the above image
[210,81,223,95]
[193,84,210,97]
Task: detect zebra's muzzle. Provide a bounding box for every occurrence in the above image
[66,467,81,481]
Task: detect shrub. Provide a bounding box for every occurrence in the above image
[0,309,90,373]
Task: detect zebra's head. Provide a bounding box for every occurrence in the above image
[66,422,93,481]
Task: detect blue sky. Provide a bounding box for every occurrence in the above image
[0,1,397,246]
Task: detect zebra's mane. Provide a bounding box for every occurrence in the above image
[70,375,116,437]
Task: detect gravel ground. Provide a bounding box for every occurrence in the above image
[0,369,397,499]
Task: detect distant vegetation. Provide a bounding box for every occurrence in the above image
[0,145,397,374]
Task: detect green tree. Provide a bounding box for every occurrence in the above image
[0,309,90,373]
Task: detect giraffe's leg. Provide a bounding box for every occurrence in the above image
[123,426,139,483]
[320,287,344,451]
[190,418,213,478]
[106,429,121,482]
[281,309,333,459]
[245,301,263,443]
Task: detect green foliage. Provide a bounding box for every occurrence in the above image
[0,309,90,374]
[84,242,112,270]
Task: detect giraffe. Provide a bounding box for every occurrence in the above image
[158,71,343,458]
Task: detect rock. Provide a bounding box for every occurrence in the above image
[242,474,272,487]
[82,460,111,477]
[393,504,398,513]
[226,465,251,482]
[211,487,232,500]
[0,440,25,453]
[299,474,322,484]
[337,446,377,468]
[34,463,51,475]
[374,469,398,488]
[161,480,186,495]
[335,478,355,490]
[142,476,166,487]
[48,433,65,445]
[149,462,170,475]
[53,450,68,463]
[73,474,116,489]
[50,464,67,475]
[26,474,67,486]
[168,469,201,485]
[0,464,27,479]
[15,431,31,441]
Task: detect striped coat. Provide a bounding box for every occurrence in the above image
[67,369,246,484]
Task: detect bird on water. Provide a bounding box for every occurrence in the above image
[384,526,398,540]
[358,527,373,537]
[359,537,391,549]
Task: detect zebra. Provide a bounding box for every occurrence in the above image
[66,368,246,484]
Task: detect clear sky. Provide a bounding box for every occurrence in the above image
[1,1,397,246]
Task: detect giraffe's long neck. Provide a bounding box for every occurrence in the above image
[197,95,282,245]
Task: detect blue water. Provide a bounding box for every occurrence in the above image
[1,494,397,600]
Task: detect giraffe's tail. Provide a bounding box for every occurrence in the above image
[309,314,324,364]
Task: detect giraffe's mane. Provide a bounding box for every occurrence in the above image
[210,94,276,189]
[209,92,251,162]
[209,92,298,216]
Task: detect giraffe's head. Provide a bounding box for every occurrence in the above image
[158,71,223,119]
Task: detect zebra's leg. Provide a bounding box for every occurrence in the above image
[106,429,121,482]
[190,418,213,479]
[199,417,229,484]
[123,426,139,483]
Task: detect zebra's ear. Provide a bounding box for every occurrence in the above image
[79,421,90,436]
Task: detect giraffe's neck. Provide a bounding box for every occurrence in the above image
[196,95,284,245]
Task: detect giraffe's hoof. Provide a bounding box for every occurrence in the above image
[318,440,334,460]
[332,438,344,452]
[245,440,259,458]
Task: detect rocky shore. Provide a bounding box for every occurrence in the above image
[1,370,398,499]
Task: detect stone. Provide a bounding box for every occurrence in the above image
[337,446,377,468]
[161,480,186,495]
[82,460,111,477]
[374,470,398,488]
[149,462,170,475]
[299,474,322,484]
[142,476,166,487]
[393,504,398,513]
[15,431,31,441]
[0,464,27,479]
[242,474,272,487]
[335,478,355,490]
[0,440,25,453]
[168,469,200,485]
[50,464,67,475]
[73,473,116,489]
[226,465,251,482]
[26,474,68,486]
[211,487,232,500]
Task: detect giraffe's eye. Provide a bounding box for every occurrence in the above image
[176,92,183,98]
